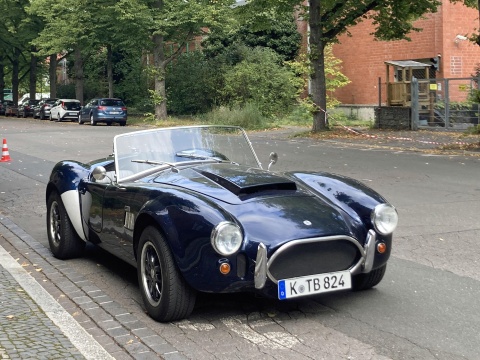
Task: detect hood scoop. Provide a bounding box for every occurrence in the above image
[195,165,297,196]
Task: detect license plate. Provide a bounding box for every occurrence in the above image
[278,270,351,300]
[68,112,76,116]
[110,111,120,114]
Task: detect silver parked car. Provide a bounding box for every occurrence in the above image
[50,99,81,122]
[34,98,59,120]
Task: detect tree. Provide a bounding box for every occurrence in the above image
[145,0,235,120]
[453,0,480,45]
[202,11,301,61]
[0,0,43,103]
[243,0,441,131]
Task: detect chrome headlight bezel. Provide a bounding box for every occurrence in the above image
[211,221,243,256]
[371,204,398,235]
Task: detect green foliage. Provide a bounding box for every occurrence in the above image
[166,51,218,114]
[222,47,299,117]
[202,13,301,61]
[200,103,268,129]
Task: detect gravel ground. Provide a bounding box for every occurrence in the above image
[258,125,480,155]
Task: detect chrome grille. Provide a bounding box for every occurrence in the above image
[267,236,363,283]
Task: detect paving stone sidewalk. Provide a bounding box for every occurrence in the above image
[0,263,84,360]
[0,216,185,360]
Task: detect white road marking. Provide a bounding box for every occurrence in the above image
[175,319,215,331]
[221,315,300,349]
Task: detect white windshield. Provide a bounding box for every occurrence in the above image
[113,126,261,181]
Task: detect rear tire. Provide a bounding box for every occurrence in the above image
[78,114,83,125]
[47,192,85,259]
[352,264,387,291]
[90,114,96,126]
[137,226,196,322]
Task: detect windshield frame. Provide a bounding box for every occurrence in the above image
[113,125,262,183]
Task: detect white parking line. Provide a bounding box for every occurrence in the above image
[221,315,300,349]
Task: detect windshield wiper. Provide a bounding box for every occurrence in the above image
[131,159,178,170]
[175,152,238,165]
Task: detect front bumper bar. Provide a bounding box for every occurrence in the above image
[254,229,377,289]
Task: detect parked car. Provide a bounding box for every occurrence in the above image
[4,101,17,117]
[78,98,127,126]
[0,101,5,115]
[17,99,40,118]
[46,125,398,322]
[49,99,81,122]
[33,98,59,120]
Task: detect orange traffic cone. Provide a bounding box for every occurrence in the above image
[1,138,11,162]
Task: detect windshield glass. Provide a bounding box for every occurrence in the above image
[114,126,261,181]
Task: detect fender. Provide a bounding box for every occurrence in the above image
[134,187,241,292]
[286,171,388,232]
[47,159,111,242]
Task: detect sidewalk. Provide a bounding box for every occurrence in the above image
[0,220,112,360]
[0,251,90,360]
[0,216,184,360]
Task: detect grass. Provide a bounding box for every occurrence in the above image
[126,104,375,132]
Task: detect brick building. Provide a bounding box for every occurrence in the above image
[319,1,480,118]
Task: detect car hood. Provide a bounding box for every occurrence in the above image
[151,164,355,242]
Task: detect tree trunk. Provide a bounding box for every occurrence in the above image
[0,56,5,101]
[49,54,57,98]
[29,47,38,100]
[477,0,480,46]
[74,47,84,104]
[107,44,113,97]
[309,0,328,132]
[152,0,167,120]
[12,48,21,105]
[153,33,168,120]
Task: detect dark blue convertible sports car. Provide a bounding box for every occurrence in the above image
[46,126,398,322]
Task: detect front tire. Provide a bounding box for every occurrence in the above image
[352,264,387,291]
[47,192,85,259]
[78,114,83,125]
[137,226,196,322]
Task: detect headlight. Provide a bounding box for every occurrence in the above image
[371,204,398,235]
[211,221,243,256]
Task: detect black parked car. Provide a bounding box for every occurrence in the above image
[33,98,58,120]
[46,125,398,322]
[17,99,40,118]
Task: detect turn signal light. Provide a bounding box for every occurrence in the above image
[219,262,231,275]
[377,242,387,254]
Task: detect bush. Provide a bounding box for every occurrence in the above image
[200,103,268,130]
[222,47,299,117]
[166,51,219,115]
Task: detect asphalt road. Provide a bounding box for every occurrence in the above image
[0,118,479,359]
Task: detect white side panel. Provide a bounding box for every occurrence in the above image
[61,190,87,241]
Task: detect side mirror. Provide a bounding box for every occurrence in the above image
[92,166,107,181]
[267,152,278,171]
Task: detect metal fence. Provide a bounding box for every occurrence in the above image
[411,77,480,129]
